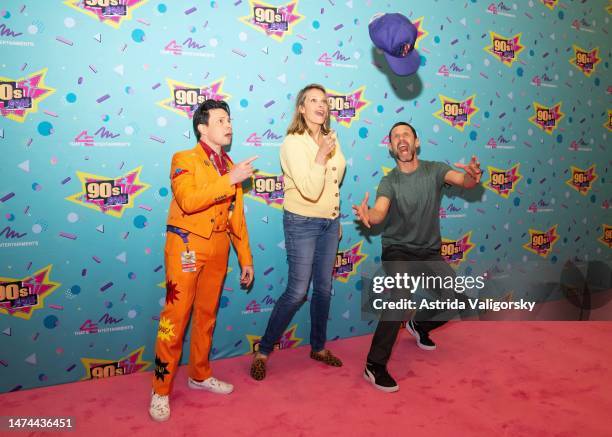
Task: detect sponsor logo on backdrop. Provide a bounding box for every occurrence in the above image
[569,137,592,152]
[246,324,302,353]
[0,226,39,248]
[333,241,367,283]
[527,199,554,214]
[75,313,133,335]
[570,46,601,76]
[486,2,516,18]
[326,87,370,127]
[239,0,304,41]
[0,266,60,319]
[63,0,149,29]
[606,110,612,131]
[0,69,55,122]
[70,127,131,147]
[247,172,284,209]
[0,22,34,47]
[571,18,595,33]
[157,78,229,119]
[66,167,150,218]
[242,295,276,314]
[485,32,524,66]
[433,94,479,131]
[81,346,150,380]
[523,226,559,258]
[485,135,516,150]
[566,165,597,195]
[439,203,466,219]
[162,37,215,58]
[437,63,470,79]
[441,233,474,266]
[531,72,557,88]
[316,50,357,69]
[243,129,283,147]
[599,225,612,248]
[484,164,522,198]
[529,102,564,134]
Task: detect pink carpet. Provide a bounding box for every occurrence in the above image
[2,322,611,437]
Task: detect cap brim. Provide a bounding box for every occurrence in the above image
[383,49,420,76]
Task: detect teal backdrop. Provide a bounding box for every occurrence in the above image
[0,0,610,392]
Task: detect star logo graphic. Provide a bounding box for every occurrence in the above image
[0,69,55,123]
[566,165,597,195]
[239,0,304,42]
[0,265,60,320]
[157,317,176,343]
[326,86,370,127]
[540,0,559,10]
[411,16,429,49]
[598,225,612,248]
[484,164,522,198]
[246,172,284,209]
[523,226,558,258]
[157,78,230,119]
[154,355,171,381]
[165,280,181,305]
[529,101,564,134]
[65,167,150,218]
[441,232,475,266]
[333,241,368,283]
[63,0,149,29]
[434,94,479,132]
[81,346,151,380]
[485,32,525,66]
[246,324,302,353]
[569,45,601,77]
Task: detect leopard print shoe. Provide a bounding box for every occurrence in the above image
[250,355,267,381]
[310,349,343,367]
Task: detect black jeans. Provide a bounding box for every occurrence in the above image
[366,244,458,366]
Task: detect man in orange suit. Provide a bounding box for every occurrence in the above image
[149,99,257,422]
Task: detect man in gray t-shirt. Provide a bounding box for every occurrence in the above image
[353,122,482,393]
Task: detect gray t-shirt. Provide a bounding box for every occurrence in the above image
[377,160,452,251]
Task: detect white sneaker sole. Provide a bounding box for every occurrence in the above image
[187,379,234,394]
[149,410,170,422]
[363,369,399,393]
[406,321,436,351]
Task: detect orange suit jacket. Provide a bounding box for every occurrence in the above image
[166,144,253,267]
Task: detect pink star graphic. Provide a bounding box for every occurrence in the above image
[252,2,300,37]
[0,72,51,118]
[83,170,144,214]
[81,0,145,25]
[1,269,54,316]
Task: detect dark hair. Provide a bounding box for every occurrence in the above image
[388,122,417,141]
[192,99,230,140]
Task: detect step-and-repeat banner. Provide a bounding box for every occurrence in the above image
[0,0,610,392]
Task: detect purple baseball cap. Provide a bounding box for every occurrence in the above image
[368,13,420,76]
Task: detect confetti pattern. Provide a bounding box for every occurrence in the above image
[0,0,610,392]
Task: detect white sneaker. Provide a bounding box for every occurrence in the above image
[149,391,170,422]
[188,376,234,394]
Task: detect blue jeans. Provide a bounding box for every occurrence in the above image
[258,210,340,355]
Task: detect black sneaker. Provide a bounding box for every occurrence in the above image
[364,362,399,393]
[406,319,436,351]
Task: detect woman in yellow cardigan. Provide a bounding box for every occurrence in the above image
[250,84,346,380]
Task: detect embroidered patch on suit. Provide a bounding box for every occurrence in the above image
[172,168,189,179]
[157,317,176,342]
[154,355,171,381]
[165,279,181,305]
